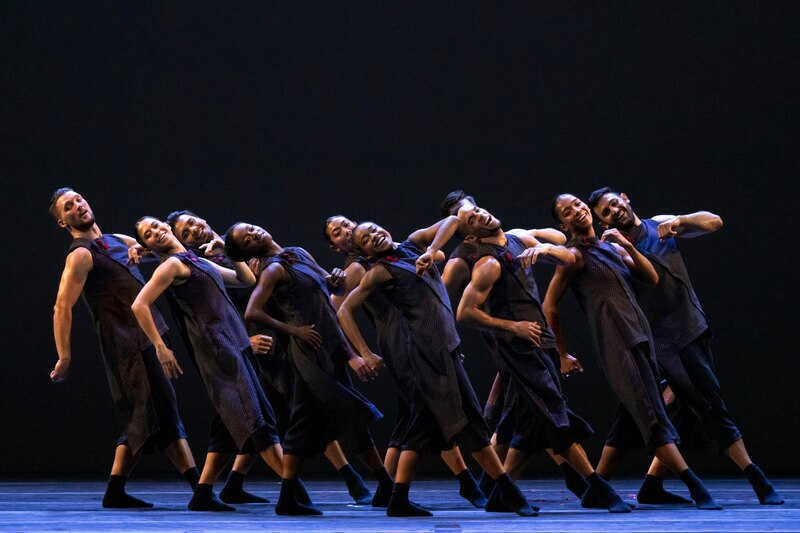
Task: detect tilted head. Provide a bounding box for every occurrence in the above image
[352,221,394,258]
[134,216,180,252]
[166,210,214,247]
[324,215,357,253]
[552,193,594,234]
[586,187,636,229]
[455,203,501,239]
[224,222,274,262]
[50,188,96,232]
[439,190,477,218]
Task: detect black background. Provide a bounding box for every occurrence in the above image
[2,2,798,477]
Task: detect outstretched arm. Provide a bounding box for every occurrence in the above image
[52,248,93,382]
[202,257,256,288]
[505,229,574,268]
[651,211,723,239]
[507,227,567,245]
[456,256,542,346]
[543,252,585,377]
[412,216,460,274]
[131,258,186,379]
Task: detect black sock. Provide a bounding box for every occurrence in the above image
[493,474,537,516]
[744,464,783,505]
[275,478,322,516]
[338,464,371,504]
[637,474,692,504]
[584,473,630,513]
[102,475,153,509]
[295,478,313,505]
[456,469,487,508]
[188,483,235,512]
[371,467,394,507]
[386,483,432,517]
[219,471,269,504]
[182,467,200,491]
[559,463,590,499]
[679,469,722,510]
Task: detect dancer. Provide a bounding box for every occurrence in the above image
[224,223,388,516]
[337,219,537,517]
[324,215,486,508]
[586,187,782,505]
[421,202,630,513]
[131,216,285,512]
[434,191,590,500]
[166,210,373,505]
[49,188,199,508]
[544,194,721,510]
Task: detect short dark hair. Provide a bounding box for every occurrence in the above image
[223,223,251,262]
[49,187,74,220]
[133,215,155,248]
[439,190,477,218]
[586,187,619,211]
[165,209,197,232]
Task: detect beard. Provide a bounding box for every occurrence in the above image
[71,214,96,232]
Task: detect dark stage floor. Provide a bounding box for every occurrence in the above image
[0,478,796,532]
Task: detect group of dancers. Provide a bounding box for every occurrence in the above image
[49,186,783,517]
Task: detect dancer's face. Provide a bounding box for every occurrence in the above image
[353,221,393,257]
[592,192,636,229]
[456,204,501,238]
[229,222,273,257]
[173,214,214,247]
[325,216,357,253]
[55,191,96,231]
[136,217,179,252]
[554,194,593,233]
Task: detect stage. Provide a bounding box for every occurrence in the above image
[0,478,795,532]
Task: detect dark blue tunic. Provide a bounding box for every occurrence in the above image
[68,235,185,454]
[265,248,382,455]
[568,237,678,451]
[625,219,741,449]
[376,241,489,451]
[167,250,278,451]
[473,234,593,454]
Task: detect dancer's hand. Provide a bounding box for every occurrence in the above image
[156,344,183,379]
[600,228,633,250]
[327,268,347,293]
[50,358,71,383]
[248,257,267,276]
[657,216,682,240]
[559,353,584,377]
[362,350,385,373]
[199,236,225,257]
[348,355,375,381]
[415,251,435,275]
[249,334,273,355]
[510,320,542,346]
[292,324,322,351]
[127,244,149,265]
[518,244,554,268]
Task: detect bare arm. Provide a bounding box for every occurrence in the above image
[131,258,186,379]
[337,265,391,359]
[542,250,585,376]
[331,261,366,311]
[456,256,542,346]
[442,257,471,299]
[507,227,567,245]
[651,211,723,239]
[505,230,574,268]
[51,248,93,382]
[412,216,460,274]
[601,229,659,284]
[202,257,256,287]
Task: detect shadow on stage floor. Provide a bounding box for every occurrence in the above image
[0,478,796,532]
